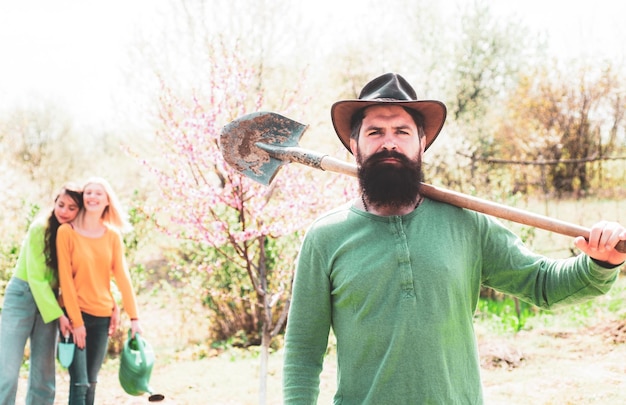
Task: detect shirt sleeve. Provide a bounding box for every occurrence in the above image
[57,224,84,328]
[110,229,139,320]
[23,222,64,323]
[479,215,620,309]
[283,231,331,404]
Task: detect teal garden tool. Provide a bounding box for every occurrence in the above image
[119,330,164,402]
[57,334,75,368]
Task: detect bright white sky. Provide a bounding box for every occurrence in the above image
[1,0,625,129]
[490,0,626,62]
[0,0,166,128]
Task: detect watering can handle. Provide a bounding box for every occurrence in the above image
[128,330,148,365]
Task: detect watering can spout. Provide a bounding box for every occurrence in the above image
[148,392,165,402]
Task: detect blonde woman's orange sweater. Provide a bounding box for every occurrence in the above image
[56,223,138,328]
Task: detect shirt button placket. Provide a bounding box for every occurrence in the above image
[392,216,414,298]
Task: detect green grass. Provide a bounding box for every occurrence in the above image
[475,295,538,333]
[475,273,626,335]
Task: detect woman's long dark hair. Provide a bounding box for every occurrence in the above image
[44,184,83,278]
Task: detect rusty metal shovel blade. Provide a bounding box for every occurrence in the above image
[219,112,308,185]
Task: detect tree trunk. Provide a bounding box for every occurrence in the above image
[257,235,270,405]
[258,321,271,405]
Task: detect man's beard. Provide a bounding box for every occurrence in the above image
[357,149,423,209]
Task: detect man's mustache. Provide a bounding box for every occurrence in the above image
[366,150,411,165]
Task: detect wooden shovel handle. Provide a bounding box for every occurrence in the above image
[320,155,626,253]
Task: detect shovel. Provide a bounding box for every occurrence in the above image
[57,334,75,368]
[219,111,626,253]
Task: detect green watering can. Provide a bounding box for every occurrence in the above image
[119,330,165,402]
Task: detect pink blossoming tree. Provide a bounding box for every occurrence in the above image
[133,45,350,402]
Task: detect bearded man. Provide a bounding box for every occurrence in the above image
[282,73,626,404]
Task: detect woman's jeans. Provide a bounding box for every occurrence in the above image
[67,313,110,405]
[0,277,58,405]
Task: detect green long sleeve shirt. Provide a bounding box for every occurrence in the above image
[11,218,65,324]
[283,199,619,404]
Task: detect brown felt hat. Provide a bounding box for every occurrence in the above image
[331,73,447,154]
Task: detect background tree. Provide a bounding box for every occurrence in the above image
[415,0,545,195]
[493,61,626,196]
[138,56,343,405]
[0,105,78,198]
[124,2,349,402]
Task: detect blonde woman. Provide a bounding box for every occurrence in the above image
[57,177,142,405]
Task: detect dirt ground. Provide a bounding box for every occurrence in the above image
[15,318,626,405]
[12,280,626,405]
[478,320,626,404]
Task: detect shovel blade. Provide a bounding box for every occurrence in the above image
[58,340,75,368]
[219,112,308,185]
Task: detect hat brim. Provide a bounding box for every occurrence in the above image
[331,99,447,154]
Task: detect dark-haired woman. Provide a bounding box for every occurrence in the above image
[0,184,83,405]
